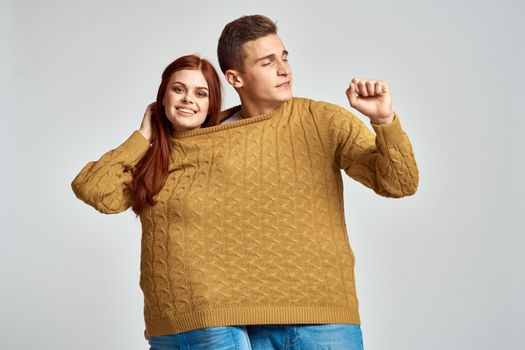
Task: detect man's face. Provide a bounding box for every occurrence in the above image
[236,34,293,106]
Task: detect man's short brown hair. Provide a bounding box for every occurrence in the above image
[217,15,277,73]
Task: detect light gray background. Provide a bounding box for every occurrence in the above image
[2,0,523,349]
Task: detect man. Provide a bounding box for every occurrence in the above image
[146,14,419,349]
[219,16,396,126]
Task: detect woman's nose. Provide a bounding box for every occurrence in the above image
[181,94,194,104]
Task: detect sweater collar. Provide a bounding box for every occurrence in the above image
[170,97,294,139]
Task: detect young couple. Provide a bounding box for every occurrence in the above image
[72,14,419,350]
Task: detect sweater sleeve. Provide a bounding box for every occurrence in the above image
[71,130,151,214]
[320,102,419,198]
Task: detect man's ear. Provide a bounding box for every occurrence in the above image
[225,69,244,88]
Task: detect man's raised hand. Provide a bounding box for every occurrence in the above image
[346,78,394,125]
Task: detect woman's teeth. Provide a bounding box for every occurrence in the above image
[176,107,196,114]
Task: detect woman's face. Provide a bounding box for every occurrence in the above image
[163,69,210,132]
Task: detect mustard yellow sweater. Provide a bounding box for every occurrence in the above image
[71,97,419,336]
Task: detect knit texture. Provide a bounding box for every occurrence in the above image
[71,97,419,336]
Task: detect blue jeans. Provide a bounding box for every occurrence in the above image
[148,323,364,349]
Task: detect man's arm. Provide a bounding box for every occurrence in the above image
[319,78,419,197]
[330,108,419,197]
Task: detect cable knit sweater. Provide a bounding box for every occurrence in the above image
[71,97,419,336]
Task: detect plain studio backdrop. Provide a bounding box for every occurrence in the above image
[2,0,523,349]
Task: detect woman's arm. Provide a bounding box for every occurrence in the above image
[71,130,150,213]
[71,103,155,213]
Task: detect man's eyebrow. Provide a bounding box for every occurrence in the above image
[255,50,289,62]
[171,81,209,90]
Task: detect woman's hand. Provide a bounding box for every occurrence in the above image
[139,102,156,141]
[144,328,150,342]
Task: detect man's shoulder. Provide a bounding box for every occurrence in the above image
[290,97,348,116]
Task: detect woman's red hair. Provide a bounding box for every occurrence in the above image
[127,55,222,216]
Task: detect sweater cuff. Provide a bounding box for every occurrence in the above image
[118,130,151,165]
[370,112,405,147]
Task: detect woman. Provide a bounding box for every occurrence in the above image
[72,54,246,348]
[74,54,262,350]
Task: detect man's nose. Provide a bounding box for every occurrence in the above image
[277,61,290,76]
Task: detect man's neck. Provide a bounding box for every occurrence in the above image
[238,97,284,119]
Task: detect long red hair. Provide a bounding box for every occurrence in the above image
[127,55,222,216]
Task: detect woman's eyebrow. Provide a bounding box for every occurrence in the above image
[171,81,185,86]
[171,81,208,90]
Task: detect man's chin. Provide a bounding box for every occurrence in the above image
[257,93,293,106]
[277,92,293,102]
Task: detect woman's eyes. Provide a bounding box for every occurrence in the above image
[173,87,207,98]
